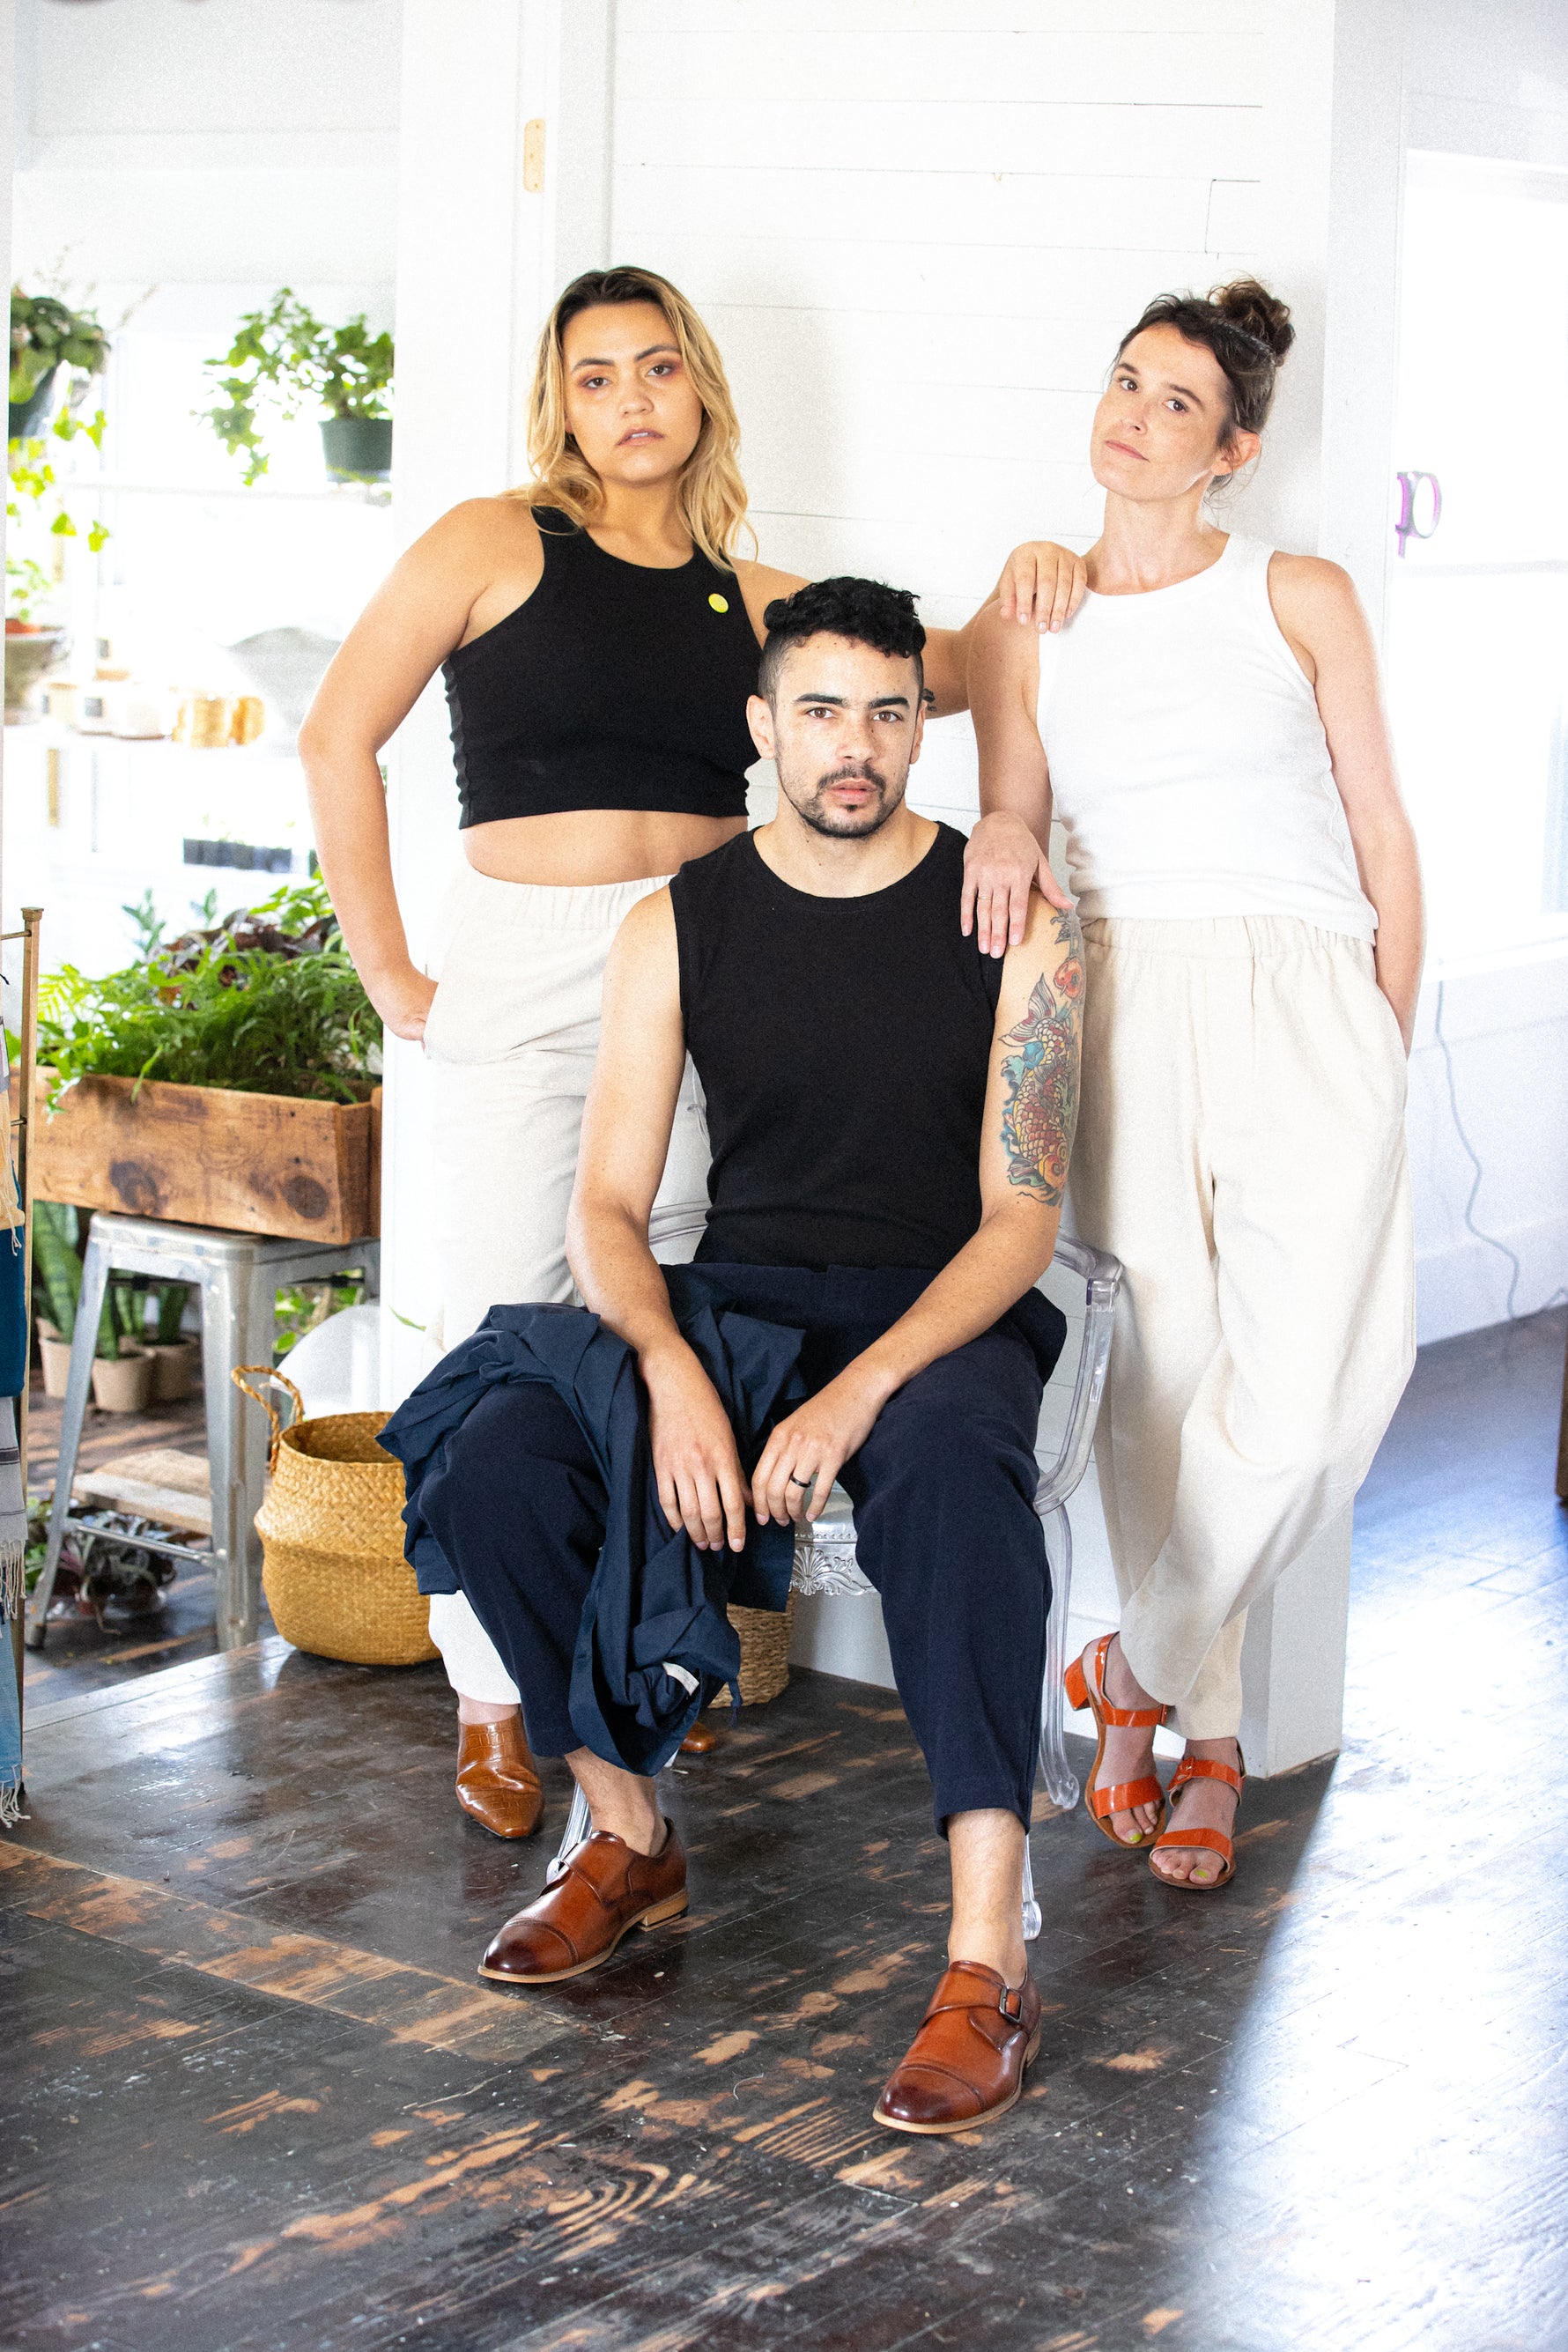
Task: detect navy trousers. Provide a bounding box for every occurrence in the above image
[420,1268,1060,1831]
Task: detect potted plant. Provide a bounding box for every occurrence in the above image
[31,1199,157,1408]
[26,877,384,1245]
[9,287,110,442]
[4,551,69,721]
[201,290,393,485]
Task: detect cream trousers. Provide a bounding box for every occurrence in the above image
[422,862,711,1704]
[1069,916,1416,1741]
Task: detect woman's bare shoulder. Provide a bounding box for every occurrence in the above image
[410,494,543,571]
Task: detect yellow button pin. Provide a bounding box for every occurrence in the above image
[708,592,729,613]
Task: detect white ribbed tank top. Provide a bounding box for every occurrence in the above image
[1035,533,1376,940]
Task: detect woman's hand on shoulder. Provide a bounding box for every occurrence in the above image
[997,540,1088,633]
[963,811,1072,958]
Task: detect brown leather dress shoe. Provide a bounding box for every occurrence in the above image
[874,1961,1042,2134]
[455,1717,544,1839]
[479,1823,688,1986]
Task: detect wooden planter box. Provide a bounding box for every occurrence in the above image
[20,1071,381,1243]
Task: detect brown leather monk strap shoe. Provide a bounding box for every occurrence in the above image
[478,1822,688,1986]
[455,1717,544,1839]
[874,1961,1042,2135]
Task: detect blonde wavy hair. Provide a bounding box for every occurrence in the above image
[510,265,752,569]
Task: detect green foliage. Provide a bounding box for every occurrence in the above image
[7,410,111,602]
[4,551,55,625]
[275,1270,366,1362]
[201,290,394,485]
[151,1281,191,1344]
[122,889,164,959]
[38,876,382,1106]
[32,1200,81,1340]
[9,288,110,406]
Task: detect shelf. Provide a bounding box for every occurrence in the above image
[4,720,300,762]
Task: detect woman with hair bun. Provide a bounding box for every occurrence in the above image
[967,279,1422,1891]
[300,264,1085,1832]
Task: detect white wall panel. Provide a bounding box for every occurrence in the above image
[634,233,1227,326]
[618,100,1261,179]
[618,8,1258,55]
[618,162,1221,254]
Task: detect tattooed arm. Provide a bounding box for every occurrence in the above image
[751,894,1084,1525]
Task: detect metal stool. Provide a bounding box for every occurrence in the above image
[26,1211,380,1653]
[550,1235,1122,1942]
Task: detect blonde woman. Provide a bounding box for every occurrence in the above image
[301,264,1083,1834]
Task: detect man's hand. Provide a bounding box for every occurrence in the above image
[751,1367,889,1527]
[997,541,1089,634]
[962,810,1073,958]
[644,1346,751,1553]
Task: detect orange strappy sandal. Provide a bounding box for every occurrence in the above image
[1148,1750,1246,1892]
[1062,1632,1168,1849]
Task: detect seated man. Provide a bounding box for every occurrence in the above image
[421,576,1084,2136]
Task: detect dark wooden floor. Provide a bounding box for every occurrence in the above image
[3,1309,1565,2352]
[23,1387,220,1707]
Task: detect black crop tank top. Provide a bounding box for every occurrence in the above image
[442,508,760,827]
[669,825,1004,1272]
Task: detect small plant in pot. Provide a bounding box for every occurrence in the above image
[202,290,393,486]
[10,286,111,442]
[4,551,69,721]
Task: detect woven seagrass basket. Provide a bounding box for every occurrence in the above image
[725,1593,796,1706]
[233,1366,436,1668]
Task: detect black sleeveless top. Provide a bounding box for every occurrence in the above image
[441,508,760,827]
[669,825,1003,1272]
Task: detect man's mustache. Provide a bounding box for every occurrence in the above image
[814,765,888,793]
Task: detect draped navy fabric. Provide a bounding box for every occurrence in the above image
[380,1273,810,1774]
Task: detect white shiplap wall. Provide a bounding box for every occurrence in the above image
[610,0,1292,830]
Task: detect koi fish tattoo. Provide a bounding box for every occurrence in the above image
[999,909,1084,1206]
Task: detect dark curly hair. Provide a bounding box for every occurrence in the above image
[758,575,926,702]
[1117,277,1295,438]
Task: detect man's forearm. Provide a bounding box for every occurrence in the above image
[839,1204,1059,1410]
[567,1205,699,1376]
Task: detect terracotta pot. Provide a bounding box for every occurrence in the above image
[39,1329,74,1401]
[145,1339,199,1402]
[91,1349,154,1413]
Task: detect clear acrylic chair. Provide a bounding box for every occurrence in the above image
[550,1235,1123,1942]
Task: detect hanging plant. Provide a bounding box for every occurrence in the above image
[10,287,111,437]
[201,290,394,485]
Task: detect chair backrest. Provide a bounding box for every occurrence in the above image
[1032,1234,1123,1513]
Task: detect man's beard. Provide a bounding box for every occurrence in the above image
[782,763,903,839]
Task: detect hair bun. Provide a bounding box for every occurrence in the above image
[1209,278,1294,364]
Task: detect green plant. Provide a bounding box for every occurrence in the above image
[122,889,164,959]
[5,551,57,625]
[10,288,110,412]
[32,1202,148,1357]
[151,1282,191,1343]
[276,1270,366,1362]
[201,290,393,485]
[38,876,382,1105]
[33,1200,81,1338]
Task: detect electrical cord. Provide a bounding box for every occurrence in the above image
[1432,977,1568,1324]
